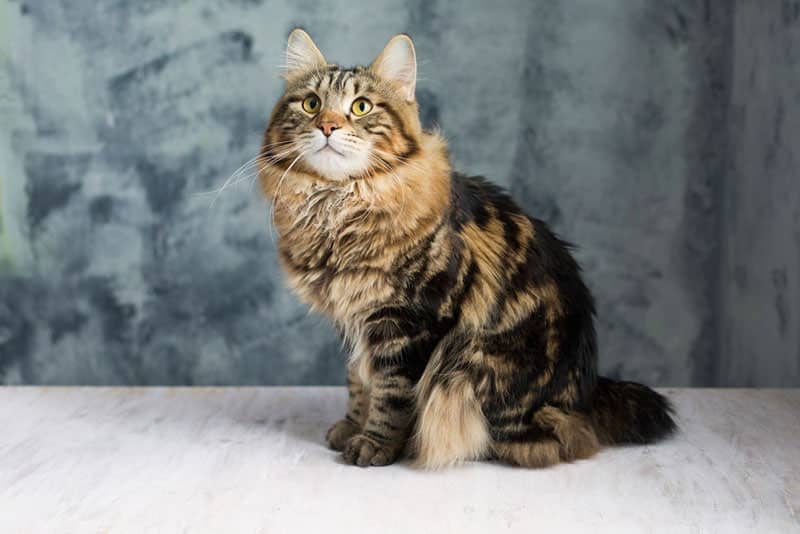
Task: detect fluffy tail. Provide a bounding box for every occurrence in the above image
[588,377,677,445]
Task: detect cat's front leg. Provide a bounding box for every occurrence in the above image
[326,364,369,451]
[341,361,416,467]
[338,309,422,467]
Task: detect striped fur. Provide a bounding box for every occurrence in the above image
[259,30,676,469]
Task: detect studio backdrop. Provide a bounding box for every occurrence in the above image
[0,1,798,386]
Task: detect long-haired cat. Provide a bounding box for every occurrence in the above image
[259,29,676,468]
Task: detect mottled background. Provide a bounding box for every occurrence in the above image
[0,1,798,386]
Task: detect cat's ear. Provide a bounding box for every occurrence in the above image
[370,34,417,102]
[283,28,327,80]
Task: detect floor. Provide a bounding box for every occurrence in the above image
[1,387,798,533]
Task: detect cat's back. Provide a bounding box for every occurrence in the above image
[446,171,593,330]
[448,172,544,283]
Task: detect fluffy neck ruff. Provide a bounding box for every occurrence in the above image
[260,131,452,240]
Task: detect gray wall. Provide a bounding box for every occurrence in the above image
[719,2,800,387]
[0,0,797,386]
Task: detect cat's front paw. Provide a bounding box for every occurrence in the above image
[326,418,360,451]
[342,433,400,467]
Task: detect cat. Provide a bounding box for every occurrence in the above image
[259,29,676,468]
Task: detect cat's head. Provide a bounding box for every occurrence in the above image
[262,29,422,182]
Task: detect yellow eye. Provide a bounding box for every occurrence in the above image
[302,95,320,114]
[351,98,373,116]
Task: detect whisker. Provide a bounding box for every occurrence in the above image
[197,154,266,205]
[196,138,303,207]
[269,150,308,245]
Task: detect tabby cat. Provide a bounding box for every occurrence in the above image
[259,29,676,468]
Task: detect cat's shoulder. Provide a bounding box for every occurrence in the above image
[449,171,525,226]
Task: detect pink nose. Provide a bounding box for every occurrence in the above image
[318,121,340,137]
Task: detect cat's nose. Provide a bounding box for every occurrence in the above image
[317,111,343,137]
[318,121,340,137]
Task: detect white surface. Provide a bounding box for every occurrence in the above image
[1,387,798,533]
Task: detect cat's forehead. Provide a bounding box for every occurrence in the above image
[288,66,380,96]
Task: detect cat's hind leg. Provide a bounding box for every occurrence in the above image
[412,336,492,469]
[413,374,491,469]
[491,406,600,468]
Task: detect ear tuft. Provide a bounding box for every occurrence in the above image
[371,34,417,102]
[284,28,326,80]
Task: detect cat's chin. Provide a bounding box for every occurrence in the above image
[304,150,370,182]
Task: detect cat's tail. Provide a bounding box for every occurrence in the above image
[587,376,677,445]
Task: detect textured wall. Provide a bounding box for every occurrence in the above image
[0,1,796,386]
[719,2,800,386]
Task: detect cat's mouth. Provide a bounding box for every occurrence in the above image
[303,133,370,179]
[317,144,345,157]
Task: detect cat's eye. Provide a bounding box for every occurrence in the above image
[302,95,320,114]
[351,98,373,117]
